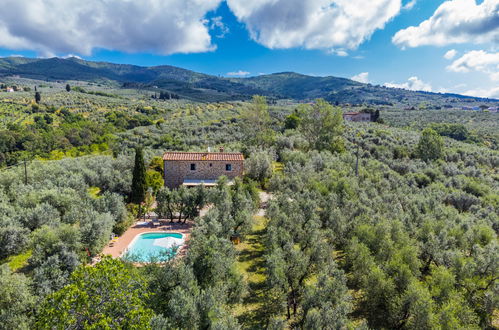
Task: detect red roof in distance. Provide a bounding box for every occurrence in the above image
[163,152,244,161]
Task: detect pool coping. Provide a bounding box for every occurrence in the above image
[119,231,186,259]
[100,220,193,259]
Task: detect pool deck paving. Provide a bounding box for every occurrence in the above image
[101,220,193,258]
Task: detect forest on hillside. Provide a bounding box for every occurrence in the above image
[0,81,497,329]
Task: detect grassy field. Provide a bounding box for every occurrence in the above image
[234,215,269,329]
[4,250,31,272]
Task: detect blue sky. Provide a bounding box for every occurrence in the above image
[0,0,497,97]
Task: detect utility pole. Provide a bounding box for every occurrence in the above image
[355,144,359,177]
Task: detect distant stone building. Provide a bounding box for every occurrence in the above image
[163,150,244,189]
[343,112,372,122]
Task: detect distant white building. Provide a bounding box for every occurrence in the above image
[6,87,14,93]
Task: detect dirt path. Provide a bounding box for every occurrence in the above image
[256,191,272,217]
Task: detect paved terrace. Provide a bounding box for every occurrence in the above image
[101,220,194,258]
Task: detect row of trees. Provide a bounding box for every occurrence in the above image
[0,107,116,166]
[236,96,497,327]
[0,154,138,328]
[0,93,496,328]
[263,192,352,327]
[152,91,180,100]
[29,179,258,328]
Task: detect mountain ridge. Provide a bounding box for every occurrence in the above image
[0,56,497,104]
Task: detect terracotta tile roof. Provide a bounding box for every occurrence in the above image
[163,152,244,161]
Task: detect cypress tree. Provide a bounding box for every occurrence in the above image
[66,84,71,92]
[130,147,146,204]
[35,92,41,104]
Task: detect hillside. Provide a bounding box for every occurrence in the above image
[0,56,497,105]
[1,90,497,329]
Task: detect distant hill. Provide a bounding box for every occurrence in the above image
[0,56,497,104]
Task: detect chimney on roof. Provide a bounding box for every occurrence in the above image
[208,146,211,153]
[219,146,224,153]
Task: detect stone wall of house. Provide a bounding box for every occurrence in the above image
[164,160,244,188]
[344,113,372,122]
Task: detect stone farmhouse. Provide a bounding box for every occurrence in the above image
[163,149,244,189]
[343,112,372,122]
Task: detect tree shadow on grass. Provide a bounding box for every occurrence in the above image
[236,227,270,329]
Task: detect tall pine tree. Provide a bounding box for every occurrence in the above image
[130,147,146,204]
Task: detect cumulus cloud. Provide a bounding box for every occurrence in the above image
[226,70,251,77]
[226,0,402,50]
[393,0,499,48]
[444,49,457,60]
[0,0,222,56]
[384,76,432,92]
[463,86,499,98]
[351,72,370,83]
[447,50,499,80]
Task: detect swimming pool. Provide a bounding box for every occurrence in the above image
[122,232,184,263]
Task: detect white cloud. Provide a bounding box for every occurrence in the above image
[226,0,402,50]
[384,76,432,92]
[447,50,499,80]
[62,54,82,60]
[351,72,370,83]
[0,0,222,56]
[226,70,251,77]
[444,49,457,60]
[393,0,499,48]
[210,16,230,38]
[463,86,499,98]
[403,0,417,10]
[331,49,349,57]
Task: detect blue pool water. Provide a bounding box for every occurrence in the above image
[122,232,184,263]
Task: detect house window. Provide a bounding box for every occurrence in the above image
[190,163,196,171]
[226,164,232,171]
